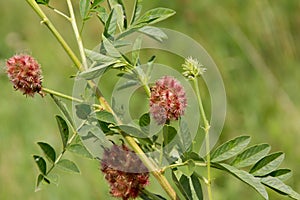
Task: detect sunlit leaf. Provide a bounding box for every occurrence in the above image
[211,136,251,162]
[79,61,117,80]
[130,0,142,24]
[85,49,117,63]
[37,142,56,163]
[114,4,125,31]
[57,159,80,174]
[261,176,300,200]
[55,115,69,149]
[267,169,292,181]
[232,144,271,168]
[79,0,90,20]
[250,152,284,176]
[96,6,108,24]
[33,155,47,175]
[139,26,167,42]
[217,163,269,200]
[104,8,117,38]
[134,8,176,26]
[102,35,122,57]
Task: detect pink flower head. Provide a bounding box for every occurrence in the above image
[6,54,43,97]
[100,144,149,200]
[150,76,187,125]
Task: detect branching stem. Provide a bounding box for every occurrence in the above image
[193,78,213,200]
[26,1,178,199]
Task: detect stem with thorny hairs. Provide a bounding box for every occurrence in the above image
[193,78,213,200]
[26,1,178,199]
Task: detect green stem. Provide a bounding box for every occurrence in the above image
[193,78,213,200]
[42,88,103,109]
[42,88,83,103]
[47,5,70,20]
[66,0,88,70]
[25,0,82,70]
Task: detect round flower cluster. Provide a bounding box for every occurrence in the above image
[6,54,43,97]
[150,76,187,125]
[100,144,149,200]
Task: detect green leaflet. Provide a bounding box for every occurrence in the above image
[267,169,292,181]
[33,155,47,175]
[261,176,300,200]
[130,0,142,24]
[232,144,271,168]
[79,0,90,20]
[211,136,251,162]
[68,144,93,159]
[134,8,176,26]
[250,152,285,176]
[217,163,269,200]
[55,116,69,149]
[95,110,116,124]
[57,159,80,174]
[37,142,56,163]
[191,173,203,200]
[138,26,168,42]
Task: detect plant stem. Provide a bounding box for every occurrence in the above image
[47,5,70,20]
[66,0,88,70]
[42,88,102,109]
[42,87,83,103]
[193,78,213,200]
[25,0,82,70]
[27,1,178,199]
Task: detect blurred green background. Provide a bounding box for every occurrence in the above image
[1,0,300,199]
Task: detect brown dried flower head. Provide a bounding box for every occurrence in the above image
[6,54,43,97]
[150,76,187,125]
[100,144,149,200]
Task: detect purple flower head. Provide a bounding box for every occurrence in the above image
[6,54,43,97]
[150,76,187,125]
[100,144,149,200]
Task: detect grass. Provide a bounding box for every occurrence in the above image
[1,0,299,199]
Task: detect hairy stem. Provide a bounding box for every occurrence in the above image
[193,78,213,200]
